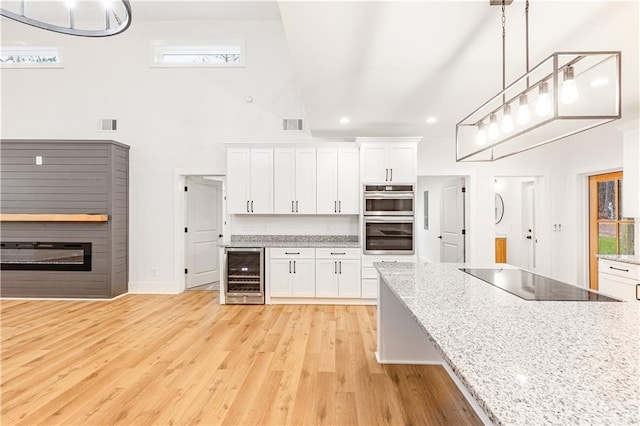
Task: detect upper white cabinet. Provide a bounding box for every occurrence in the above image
[621,121,639,218]
[358,137,421,183]
[274,148,316,214]
[316,148,359,214]
[227,148,273,214]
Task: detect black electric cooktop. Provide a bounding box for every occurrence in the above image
[460,268,621,302]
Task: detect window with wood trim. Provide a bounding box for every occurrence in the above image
[588,171,635,289]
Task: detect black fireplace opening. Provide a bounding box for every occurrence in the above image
[1,242,92,271]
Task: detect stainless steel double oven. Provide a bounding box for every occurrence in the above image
[363,185,415,255]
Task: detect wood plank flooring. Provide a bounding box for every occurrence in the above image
[1,292,481,425]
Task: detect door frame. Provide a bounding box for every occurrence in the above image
[173,169,227,293]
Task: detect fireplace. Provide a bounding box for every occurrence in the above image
[1,242,92,271]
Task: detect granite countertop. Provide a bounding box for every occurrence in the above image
[221,235,360,249]
[374,262,640,426]
[597,254,640,265]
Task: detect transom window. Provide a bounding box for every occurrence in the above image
[0,46,61,68]
[151,42,245,67]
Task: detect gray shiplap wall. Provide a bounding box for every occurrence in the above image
[0,140,129,298]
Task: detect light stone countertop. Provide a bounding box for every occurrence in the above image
[221,235,360,249]
[597,254,640,265]
[374,262,640,426]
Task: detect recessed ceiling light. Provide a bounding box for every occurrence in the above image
[425,117,437,124]
[339,117,350,124]
[590,78,609,87]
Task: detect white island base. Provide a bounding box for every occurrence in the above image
[376,277,493,425]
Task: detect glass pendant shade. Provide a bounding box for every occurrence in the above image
[501,104,514,133]
[456,52,621,162]
[488,114,500,140]
[535,82,551,116]
[560,66,579,105]
[476,123,487,146]
[516,94,531,125]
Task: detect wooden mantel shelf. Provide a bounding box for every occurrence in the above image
[0,214,109,222]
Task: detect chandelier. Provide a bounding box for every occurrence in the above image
[456,1,621,162]
[1,0,132,37]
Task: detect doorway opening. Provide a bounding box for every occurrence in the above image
[416,176,469,263]
[184,176,224,291]
[494,177,539,271]
[588,171,635,290]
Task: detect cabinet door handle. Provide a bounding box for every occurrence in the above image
[390,168,393,181]
[385,168,389,181]
[334,201,337,213]
[293,260,296,274]
[338,200,341,213]
[251,201,254,212]
[609,266,629,272]
[636,283,639,301]
[292,200,294,213]
[289,260,291,274]
[331,252,346,255]
[296,200,299,213]
[285,252,300,255]
[339,261,342,274]
[247,201,250,212]
[334,261,337,274]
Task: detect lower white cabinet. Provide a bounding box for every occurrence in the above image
[598,259,640,303]
[270,248,315,297]
[361,254,417,299]
[315,248,361,298]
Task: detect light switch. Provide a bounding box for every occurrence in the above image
[36,156,43,165]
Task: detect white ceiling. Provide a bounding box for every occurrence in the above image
[5,1,636,140]
[277,1,640,139]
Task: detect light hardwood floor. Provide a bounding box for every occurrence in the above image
[1,292,481,425]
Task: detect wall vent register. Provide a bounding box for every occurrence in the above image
[1,242,92,271]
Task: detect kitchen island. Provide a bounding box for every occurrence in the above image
[374,262,640,425]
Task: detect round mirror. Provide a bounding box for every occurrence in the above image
[495,193,504,224]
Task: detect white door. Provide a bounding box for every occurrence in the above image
[387,145,416,183]
[249,148,274,214]
[226,148,250,213]
[295,148,316,214]
[316,148,339,214]
[523,181,537,270]
[186,177,222,288]
[361,145,387,182]
[440,179,465,262]
[270,259,293,297]
[336,148,359,214]
[274,148,295,214]
[291,259,315,297]
[337,259,361,297]
[315,259,338,297]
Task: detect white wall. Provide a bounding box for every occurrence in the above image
[417,124,627,286]
[1,18,311,293]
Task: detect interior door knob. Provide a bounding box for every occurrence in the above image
[437,236,443,239]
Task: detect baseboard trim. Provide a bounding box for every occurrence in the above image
[128,281,181,294]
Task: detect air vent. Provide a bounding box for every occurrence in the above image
[282,118,303,131]
[98,119,117,132]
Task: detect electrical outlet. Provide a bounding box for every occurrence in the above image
[151,268,157,277]
[36,156,43,165]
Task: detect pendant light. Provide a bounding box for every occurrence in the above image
[1,0,132,37]
[456,1,621,162]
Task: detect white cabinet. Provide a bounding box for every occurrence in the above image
[358,138,420,183]
[274,148,316,214]
[269,248,315,297]
[360,254,417,299]
[598,258,640,303]
[315,248,361,298]
[316,148,359,214]
[227,148,273,214]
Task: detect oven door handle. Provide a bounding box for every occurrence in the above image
[364,216,414,223]
[364,193,414,199]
